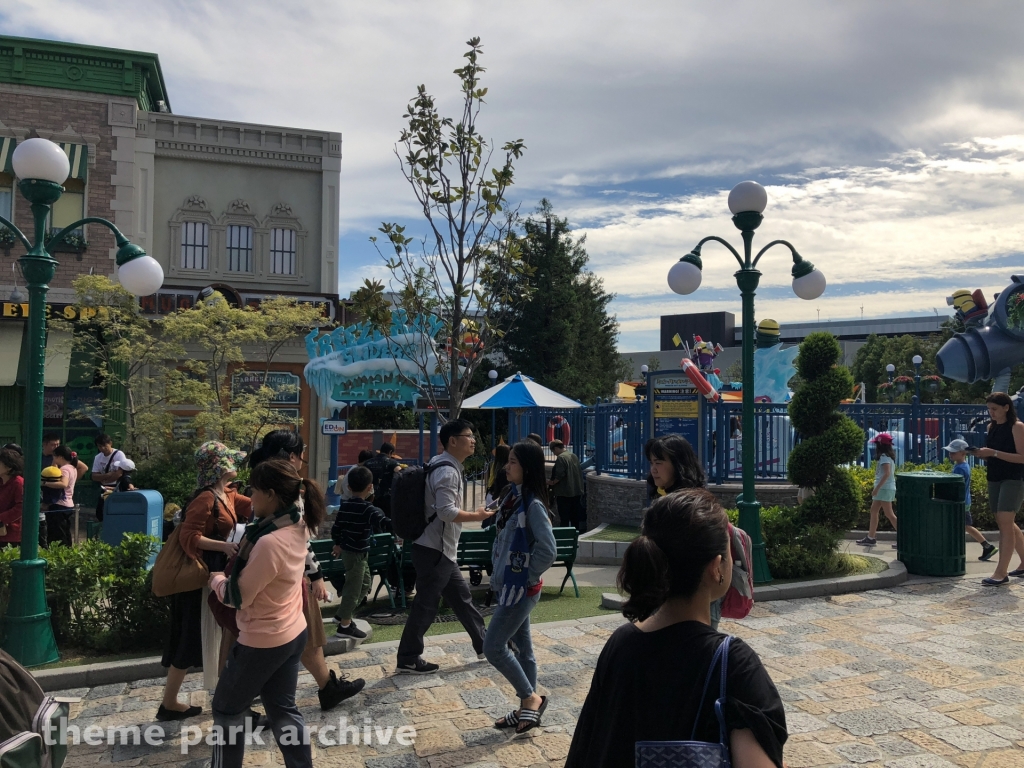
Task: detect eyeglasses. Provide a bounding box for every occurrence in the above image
[456,433,476,440]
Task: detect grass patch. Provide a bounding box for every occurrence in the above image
[355,585,620,645]
[768,554,887,585]
[586,524,640,542]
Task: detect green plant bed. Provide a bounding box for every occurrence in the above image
[586,524,641,542]
[767,554,886,585]
[349,585,620,645]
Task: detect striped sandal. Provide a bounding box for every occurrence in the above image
[515,696,548,734]
[494,710,520,729]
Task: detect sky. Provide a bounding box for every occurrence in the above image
[5,1,1024,351]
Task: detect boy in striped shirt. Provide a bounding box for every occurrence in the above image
[331,466,388,638]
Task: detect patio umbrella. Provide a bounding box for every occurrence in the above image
[460,372,582,410]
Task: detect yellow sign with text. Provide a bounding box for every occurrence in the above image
[654,400,698,419]
[1,302,109,321]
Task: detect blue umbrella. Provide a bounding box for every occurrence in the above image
[461,372,581,409]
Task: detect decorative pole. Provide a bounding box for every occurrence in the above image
[0,139,163,666]
[886,363,896,404]
[488,369,498,449]
[667,181,826,585]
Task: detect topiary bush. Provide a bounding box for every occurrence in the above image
[788,333,864,532]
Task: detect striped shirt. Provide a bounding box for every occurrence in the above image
[331,498,388,553]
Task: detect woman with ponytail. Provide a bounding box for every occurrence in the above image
[244,430,363,711]
[208,459,323,768]
[486,440,557,734]
[566,489,787,768]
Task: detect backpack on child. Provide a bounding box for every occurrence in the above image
[720,523,754,619]
[389,463,440,541]
[0,649,74,768]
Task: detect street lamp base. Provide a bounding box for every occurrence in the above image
[2,559,59,667]
[736,498,773,585]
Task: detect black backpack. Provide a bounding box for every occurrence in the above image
[390,463,440,541]
[0,649,73,768]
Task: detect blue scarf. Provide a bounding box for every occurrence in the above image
[495,485,531,606]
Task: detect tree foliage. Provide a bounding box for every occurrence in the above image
[352,37,531,419]
[499,201,626,403]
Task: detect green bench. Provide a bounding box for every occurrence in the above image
[311,533,401,608]
[552,527,580,597]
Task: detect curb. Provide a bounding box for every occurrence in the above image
[32,619,373,692]
[601,559,908,609]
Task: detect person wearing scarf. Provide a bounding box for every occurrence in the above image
[209,459,324,768]
[485,440,557,735]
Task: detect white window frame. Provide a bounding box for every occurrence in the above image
[180,221,209,270]
[226,224,254,273]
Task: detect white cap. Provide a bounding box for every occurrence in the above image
[114,458,136,472]
[942,439,969,453]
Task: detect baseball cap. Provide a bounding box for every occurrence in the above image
[870,432,894,446]
[943,439,970,453]
[113,458,136,472]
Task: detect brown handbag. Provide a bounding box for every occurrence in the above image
[151,491,223,598]
[151,524,209,597]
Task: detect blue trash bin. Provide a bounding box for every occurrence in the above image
[100,490,164,566]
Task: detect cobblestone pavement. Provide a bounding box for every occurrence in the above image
[59,578,1024,768]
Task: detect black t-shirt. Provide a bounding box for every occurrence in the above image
[566,621,787,768]
[986,421,1024,482]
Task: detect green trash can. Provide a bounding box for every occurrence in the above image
[895,471,966,577]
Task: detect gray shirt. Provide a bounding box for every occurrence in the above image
[414,451,465,562]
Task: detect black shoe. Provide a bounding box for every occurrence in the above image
[469,568,482,587]
[318,670,365,711]
[335,621,367,639]
[156,704,202,721]
[245,708,269,729]
[980,543,998,562]
[396,659,439,675]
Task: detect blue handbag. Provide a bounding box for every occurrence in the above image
[635,636,733,768]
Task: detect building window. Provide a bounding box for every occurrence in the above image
[181,221,209,270]
[0,178,12,223]
[270,228,296,275]
[226,224,253,272]
[50,178,85,234]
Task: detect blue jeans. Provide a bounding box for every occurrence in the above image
[483,591,542,700]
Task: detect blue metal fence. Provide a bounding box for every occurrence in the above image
[510,399,990,484]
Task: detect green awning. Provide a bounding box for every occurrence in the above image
[0,137,14,174]
[59,142,87,182]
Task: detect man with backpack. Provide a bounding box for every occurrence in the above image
[394,419,495,674]
[363,442,400,516]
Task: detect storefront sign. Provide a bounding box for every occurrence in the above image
[0,302,109,321]
[320,418,347,435]
[231,371,301,404]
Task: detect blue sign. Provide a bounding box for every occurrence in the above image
[647,370,704,461]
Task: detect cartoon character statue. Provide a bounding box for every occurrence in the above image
[691,335,724,371]
[753,318,800,404]
[947,289,989,328]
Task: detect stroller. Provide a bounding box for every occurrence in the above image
[0,649,74,768]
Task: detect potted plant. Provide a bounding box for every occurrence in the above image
[893,375,913,394]
[0,226,16,255]
[922,374,943,394]
[877,381,894,398]
[46,229,89,256]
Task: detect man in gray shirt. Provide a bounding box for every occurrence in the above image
[396,419,495,674]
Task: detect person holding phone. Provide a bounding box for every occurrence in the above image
[974,393,1024,586]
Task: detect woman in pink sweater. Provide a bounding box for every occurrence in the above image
[209,459,325,768]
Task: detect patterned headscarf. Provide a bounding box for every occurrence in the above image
[195,441,246,489]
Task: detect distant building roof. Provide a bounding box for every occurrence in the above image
[734,314,949,343]
[0,35,170,111]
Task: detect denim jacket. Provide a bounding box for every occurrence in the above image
[490,485,557,595]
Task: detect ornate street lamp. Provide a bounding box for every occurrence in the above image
[0,138,163,666]
[488,369,498,449]
[885,363,896,403]
[668,181,826,584]
[912,354,923,400]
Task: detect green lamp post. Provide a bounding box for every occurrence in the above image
[0,138,164,666]
[667,180,826,585]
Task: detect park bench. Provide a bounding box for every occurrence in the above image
[552,526,581,597]
[310,533,401,608]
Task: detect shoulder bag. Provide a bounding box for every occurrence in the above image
[151,491,221,597]
[635,636,733,767]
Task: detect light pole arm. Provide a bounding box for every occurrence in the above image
[0,215,33,251]
[752,239,799,269]
[48,217,131,251]
[694,235,745,270]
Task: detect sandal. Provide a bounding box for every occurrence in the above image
[495,710,520,729]
[515,696,548,734]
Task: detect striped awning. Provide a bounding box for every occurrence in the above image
[0,137,14,174]
[59,142,88,182]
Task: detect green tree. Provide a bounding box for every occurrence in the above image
[352,37,531,419]
[499,201,626,403]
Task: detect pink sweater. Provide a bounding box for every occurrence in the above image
[210,522,308,649]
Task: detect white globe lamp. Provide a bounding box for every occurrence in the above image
[727,181,768,215]
[115,242,164,296]
[668,253,703,295]
[791,254,826,301]
[12,138,70,184]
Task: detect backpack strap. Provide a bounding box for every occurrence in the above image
[689,635,732,743]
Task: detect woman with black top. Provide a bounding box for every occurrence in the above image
[974,393,1024,586]
[645,434,705,501]
[566,489,787,768]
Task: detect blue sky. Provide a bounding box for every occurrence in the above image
[5,1,1024,350]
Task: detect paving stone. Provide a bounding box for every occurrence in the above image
[834,742,884,763]
[929,725,1011,751]
[827,708,913,736]
[883,757,959,768]
[459,688,512,710]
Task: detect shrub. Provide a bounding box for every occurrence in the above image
[761,505,844,579]
[0,535,168,654]
[134,439,201,509]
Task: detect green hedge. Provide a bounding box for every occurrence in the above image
[0,535,168,654]
[850,461,1021,531]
